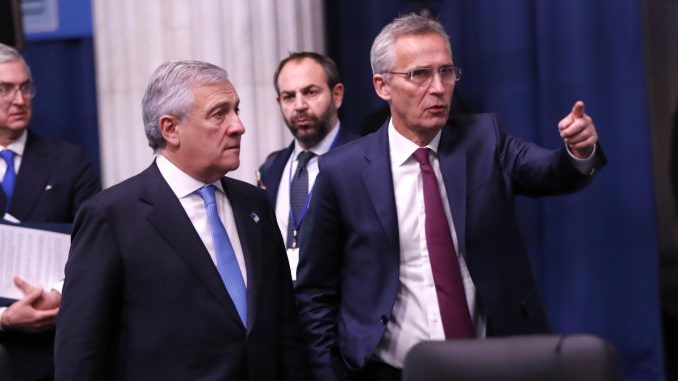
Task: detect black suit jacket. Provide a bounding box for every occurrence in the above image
[1,130,100,221]
[296,115,606,380]
[0,130,100,380]
[257,125,360,206]
[55,162,308,381]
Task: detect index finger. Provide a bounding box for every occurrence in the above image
[572,101,585,118]
[13,276,34,294]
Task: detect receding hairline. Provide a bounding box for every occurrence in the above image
[276,57,331,90]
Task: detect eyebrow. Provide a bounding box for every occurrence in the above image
[281,84,321,95]
[0,80,31,86]
[206,99,238,115]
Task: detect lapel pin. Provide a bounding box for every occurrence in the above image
[255,170,266,189]
[45,184,53,191]
[250,212,260,223]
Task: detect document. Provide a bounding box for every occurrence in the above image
[0,223,70,300]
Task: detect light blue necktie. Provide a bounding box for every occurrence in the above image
[1,150,16,210]
[196,185,248,326]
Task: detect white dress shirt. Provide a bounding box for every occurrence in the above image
[275,121,341,246]
[156,154,248,285]
[373,119,486,368]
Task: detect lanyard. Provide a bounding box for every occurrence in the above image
[287,131,340,247]
[287,154,313,248]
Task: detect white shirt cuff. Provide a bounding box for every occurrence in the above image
[565,143,598,175]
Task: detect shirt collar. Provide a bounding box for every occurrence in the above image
[156,154,225,199]
[1,129,27,156]
[293,120,341,159]
[387,118,442,166]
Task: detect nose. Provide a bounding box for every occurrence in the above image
[293,94,308,111]
[428,71,447,95]
[10,88,27,105]
[229,115,246,136]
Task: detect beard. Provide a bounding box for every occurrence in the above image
[285,103,336,148]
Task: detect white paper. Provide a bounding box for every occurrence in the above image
[286,247,299,281]
[0,224,70,300]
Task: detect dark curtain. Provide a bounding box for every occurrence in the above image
[327,0,663,379]
[20,38,101,174]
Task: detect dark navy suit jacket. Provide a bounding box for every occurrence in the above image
[0,130,100,381]
[257,126,360,206]
[295,114,606,380]
[0,130,100,221]
[55,162,309,381]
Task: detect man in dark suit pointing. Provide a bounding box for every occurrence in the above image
[55,60,308,380]
[295,14,606,380]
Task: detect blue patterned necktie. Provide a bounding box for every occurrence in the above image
[287,150,316,248]
[196,185,248,326]
[1,150,16,211]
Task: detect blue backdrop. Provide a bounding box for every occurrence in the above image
[327,0,663,379]
[21,39,100,174]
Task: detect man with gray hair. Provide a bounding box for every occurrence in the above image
[296,14,605,380]
[0,42,100,380]
[55,60,309,380]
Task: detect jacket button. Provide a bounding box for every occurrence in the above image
[380,315,389,325]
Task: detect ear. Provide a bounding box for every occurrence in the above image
[373,74,391,102]
[158,115,181,148]
[331,83,345,109]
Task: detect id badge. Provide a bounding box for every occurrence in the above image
[286,247,300,281]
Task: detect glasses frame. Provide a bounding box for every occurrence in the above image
[386,66,462,86]
[0,81,37,100]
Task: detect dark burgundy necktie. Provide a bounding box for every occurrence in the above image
[413,147,475,338]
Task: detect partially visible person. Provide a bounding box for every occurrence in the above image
[295,14,606,381]
[0,42,100,381]
[55,60,308,380]
[258,52,359,276]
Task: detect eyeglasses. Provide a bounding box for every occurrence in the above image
[386,66,461,86]
[0,81,36,100]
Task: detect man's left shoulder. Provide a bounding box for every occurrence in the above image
[27,132,89,160]
[448,113,498,130]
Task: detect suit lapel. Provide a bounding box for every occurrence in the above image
[9,132,55,220]
[438,122,468,257]
[360,125,400,251]
[142,164,245,326]
[221,177,263,332]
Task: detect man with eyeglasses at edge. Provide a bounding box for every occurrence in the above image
[295,13,606,381]
[257,52,359,279]
[0,43,100,380]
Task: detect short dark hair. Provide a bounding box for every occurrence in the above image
[273,52,340,94]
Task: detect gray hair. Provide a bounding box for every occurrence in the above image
[142,60,229,150]
[370,13,451,75]
[0,43,32,80]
